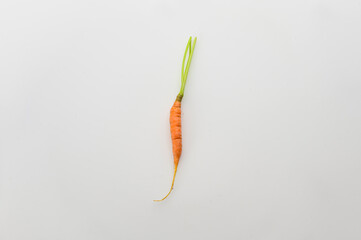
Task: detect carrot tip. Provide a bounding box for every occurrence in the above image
[154,164,178,202]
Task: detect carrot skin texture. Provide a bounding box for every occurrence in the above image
[170,97,182,165]
[153,98,182,202]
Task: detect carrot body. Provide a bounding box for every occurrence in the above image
[154,37,197,202]
[170,98,182,165]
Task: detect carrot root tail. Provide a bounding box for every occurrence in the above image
[154,164,178,202]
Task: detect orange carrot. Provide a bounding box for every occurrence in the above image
[154,37,197,202]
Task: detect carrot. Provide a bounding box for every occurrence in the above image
[154,36,197,202]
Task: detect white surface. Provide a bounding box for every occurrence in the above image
[1,0,361,239]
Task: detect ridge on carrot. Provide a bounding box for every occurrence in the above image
[154,36,197,202]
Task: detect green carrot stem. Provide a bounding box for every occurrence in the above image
[181,38,191,86]
[179,36,197,96]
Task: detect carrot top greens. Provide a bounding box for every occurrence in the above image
[179,37,197,97]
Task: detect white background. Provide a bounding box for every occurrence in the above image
[1,0,361,239]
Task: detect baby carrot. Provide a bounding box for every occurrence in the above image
[154,36,197,202]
